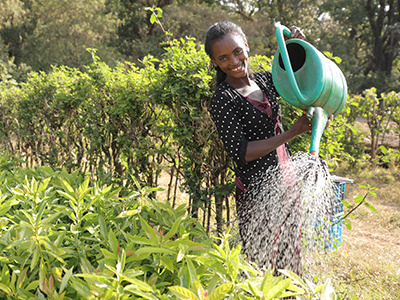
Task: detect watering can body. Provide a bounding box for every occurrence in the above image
[271,25,348,155]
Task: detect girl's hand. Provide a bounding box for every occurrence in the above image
[325,115,334,129]
[288,26,306,40]
[291,111,312,135]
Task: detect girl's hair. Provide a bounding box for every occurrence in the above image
[205,21,251,87]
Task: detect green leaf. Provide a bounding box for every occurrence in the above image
[261,270,275,294]
[60,179,74,194]
[57,190,77,203]
[208,282,233,300]
[185,256,197,285]
[30,248,40,270]
[139,216,158,242]
[117,209,140,218]
[344,219,352,230]
[212,243,227,260]
[0,256,9,263]
[278,269,307,291]
[169,286,200,300]
[161,255,174,272]
[134,247,176,256]
[98,213,107,240]
[59,267,73,293]
[163,217,182,240]
[126,235,154,245]
[70,277,92,297]
[0,199,18,215]
[364,202,377,212]
[38,177,51,193]
[230,244,241,259]
[43,250,67,264]
[124,286,158,300]
[263,278,292,300]
[155,7,163,17]
[108,229,118,255]
[25,280,39,291]
[124,278,154,292]
[354,194,364,203]
[17,267,28,289]
[379,145,388,154]
[150,14,157,24]
[0,282,11,294]
[44,211,64,226]
[35,199,48,225]
[313,283,324,294]
[227,257,238,282]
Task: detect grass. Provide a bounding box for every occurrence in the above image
[311,162,400,299]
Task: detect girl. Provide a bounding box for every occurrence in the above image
[205,21,311,275]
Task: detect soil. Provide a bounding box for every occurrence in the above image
[355,116,399,149]
[315,176,400,299]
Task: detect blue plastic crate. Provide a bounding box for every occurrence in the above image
[329,219,343,249]
[327,177,353,249]
[333,182,345,218]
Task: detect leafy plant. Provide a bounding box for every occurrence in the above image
[0,162,338,299]
[339,184,377,230]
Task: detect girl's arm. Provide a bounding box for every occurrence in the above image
[245,112,311,162]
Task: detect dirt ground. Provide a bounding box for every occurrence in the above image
[313,173,400,299]
[355,116,399,149]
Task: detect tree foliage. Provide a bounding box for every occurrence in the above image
[321,0,400,93]
[0,0,399,95]
[1,0,120,72]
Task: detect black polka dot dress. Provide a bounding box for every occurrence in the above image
[209,71,291,190]
[210,71,303,275]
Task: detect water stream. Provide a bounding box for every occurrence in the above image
[238,152,338,275]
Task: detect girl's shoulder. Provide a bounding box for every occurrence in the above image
[253,71,278,100]
[253,71,273,85]
[212,82,239,102]
[254,71,275,89]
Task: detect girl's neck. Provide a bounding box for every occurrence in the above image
[225,75,251,90]
[227,77,263,101]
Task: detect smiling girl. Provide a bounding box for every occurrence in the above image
[205,21,311,275]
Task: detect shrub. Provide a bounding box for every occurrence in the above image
[0,161,336,299]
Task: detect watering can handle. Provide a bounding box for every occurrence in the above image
[275,25,307,103]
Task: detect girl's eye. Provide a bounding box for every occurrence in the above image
[235,49,243,55]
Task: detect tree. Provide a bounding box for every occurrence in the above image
[213,0,329,59]
[111,0,174,62]
[0,0,32,82]
[0,0,27,65]
[321,0,400,93]
[1,0,120,72]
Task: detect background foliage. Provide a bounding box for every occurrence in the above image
[0,0,399,94]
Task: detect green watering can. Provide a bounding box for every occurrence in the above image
[271,25,348,156]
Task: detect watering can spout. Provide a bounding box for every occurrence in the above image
[307,107,330,156]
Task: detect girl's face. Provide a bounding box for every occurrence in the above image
[210,33,250,85]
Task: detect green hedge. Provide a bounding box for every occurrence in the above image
[1,37,399,234]
[0,39,234,233]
